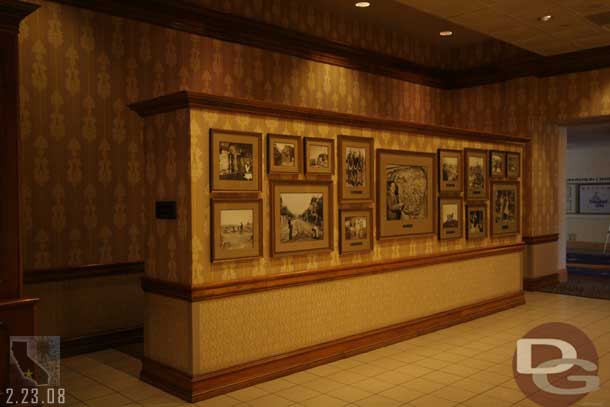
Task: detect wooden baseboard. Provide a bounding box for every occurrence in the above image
[141,291,525,402]
[523,273,559,291]
[61,327,143,358]
[523,234,559,245]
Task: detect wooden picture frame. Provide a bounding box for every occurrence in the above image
[267,133,302,175]
[376,149,436,240]
[211,197,263,262]
[438,198,463,240]
[270,180,333,256]
[464,148,488,201]
[506,152,521,179]
[210,129,262,192]
[491,181,520,236]
[304,137,334,176]
[438,149,463,195]
[338,135,374,203]
[339,208,373,254]
[466,204,486,240]
[489,150,506,179]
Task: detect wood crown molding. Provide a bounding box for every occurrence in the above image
[0,1,39,30]
[522,233,559,245]
[141,290,525,402]
[142,242,526,302]
[523,273,559,291]
[50,0,610,89]
[24,262,144,284]
[129,91,528,144]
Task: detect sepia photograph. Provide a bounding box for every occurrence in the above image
[304,138,334,175]
[438,198,462,239]
[339,208,373,254]
[466,205,486,239]
[506,152,521,178]
[490,150,506,179]
[210,130,262,192]
[273,142,296,167]
[464,149,488,200]
[385,165,428,221]
[339,136,374,202]
[344,216,367,240]
[211,198,262,262]
[309,145,329,169]
[442,204,458,228]
[438,149,462,193]
[346,147,366,187]
[268,134,302,174]
[491,182,520,236]
[279,193,324,243]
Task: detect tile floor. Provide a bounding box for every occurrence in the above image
[60,292,610,406]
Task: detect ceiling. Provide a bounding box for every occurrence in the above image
[568,121,610,148]
[395,0,610,56]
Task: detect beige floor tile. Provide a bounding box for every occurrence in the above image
[226,386,268,402]
[432,352,466,363]
[481,385,526,403]
[450,377,496,393]
[412,357,450,370]
[346,363,388,378]
[457,357,496,370]
[430,385,477,403]
[461,394,513,407]
[254,378,295,393]
[195,394,242,407]
[138,394,186,407]
[326,384,372,403]
[303,377,345,392]
[368,357,406,370]
[246,394,294,407]
[329,358,365,370]
[69,382,115,401]
[307,364,344,377]
[326,370,369,385]
[283,371,319,384]
[275,385,320,402]
[408,394,458,407]
[86,393,134,407]
[301,394,348,407]
[374,370,415,385]
[354,394,402,407]
[394,364,433,378]
[401,378,445,393]
[120,381,170,401]
[350,377,395,393]
[378,385,425,402]
[420,371,462,385]
[468,371,511,386]
[438,363,479,378]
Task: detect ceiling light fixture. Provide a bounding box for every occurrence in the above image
[439,30,453,37]
[539,14,553,22]
[355,2,370,8]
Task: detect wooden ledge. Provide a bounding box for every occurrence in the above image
[522,234,559,245]
[142,242,526,302]
[24,262,145,284]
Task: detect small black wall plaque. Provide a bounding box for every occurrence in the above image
[156,201,177,220]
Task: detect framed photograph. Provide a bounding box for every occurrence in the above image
[567,183,578,214]
[438,198,463,240]
[466,205,486,240]
[506,152,521,178]
[210,129,262,192]
[340,208,373,254]
[438,149,463,194]
[267,134,302,175]
[491,181,520,236]
[338,135,374,203]
[304,137,334,175]
[489,150,506,179]
[377,149,436,239]
[464,149,488,201]
[270,180,333,256]
[211,198,263,262]
[579,183,610,214]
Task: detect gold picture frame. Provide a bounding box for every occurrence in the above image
[466,204,487,240]
[267,133,302,175]
[489,150,506,180]
[438,198,463,240]
[491,181,520,236]
[338,135,374,203]
[464,148,488,201]
[211,197,263,262]
[339,208,373,254]
[270,180,333,256]
[376,149,436,239]
[304,137,334,175]
[210,129,262,192]
[438,149,463,195]
[506,152,521,179]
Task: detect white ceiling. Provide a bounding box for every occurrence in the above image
[395,0,610,55]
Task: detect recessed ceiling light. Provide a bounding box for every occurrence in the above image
[440,30,453,37]
[355,2,370,8]
[539,15,553,22]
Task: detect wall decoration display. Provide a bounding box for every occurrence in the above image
[437,149,463,194]
[304,137,334,175]
[567,183,578,214]
[491,181,520,236]
[338,135,374,203]
[464,149,488,201]
[267,134,302,175]
[210,129,262,192]
[377,150,436,239]
[211,198,263,262]
[506,152,521,178]
[339,208,373,254]
[270,180,333,256]
[489,150,506,179]
[466,205,486,240]
[438,198,463,240]
[578,184,610,214]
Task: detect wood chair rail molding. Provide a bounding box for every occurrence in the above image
[142,242,526,302]
[24,262,145,284]
[522,233,560,245]
[49,0,610,89]
[140,290,525,402]
[129,91,529,145]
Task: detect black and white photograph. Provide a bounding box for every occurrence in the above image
[309,145,329,169]
[491,182,520,236]
[210,130,262,192]
[442,204,458,229]
[490,150,506,179]
[211,198,262,262]
[386,165,428,221]
[344,216,367,241]
[304,138,334,175]
[466,205,486,239]
[279,193,324,243]
[268,134,302,174]
[465,149,488,200]
[339,208,373,254]
[339,136,373,202]
[438,149,462,193]
[506,152,521,178]
[220,209,254,250]
[219,142,254,181]
[438,198,462,239]
[273,142,296,168]
[345,147,366,187]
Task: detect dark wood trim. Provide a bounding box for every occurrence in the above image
[61,327,144,358]
[523,234,559,245]
[141,290,525,402]
[557,114,610,127]
[142,242,525,301]
[0,0,39,31]
[130,92,527,145]
[23,262,145,284]
[523,273,559,291]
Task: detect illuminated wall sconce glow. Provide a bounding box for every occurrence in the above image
[355,2,371,8]
[440,30,453,36]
